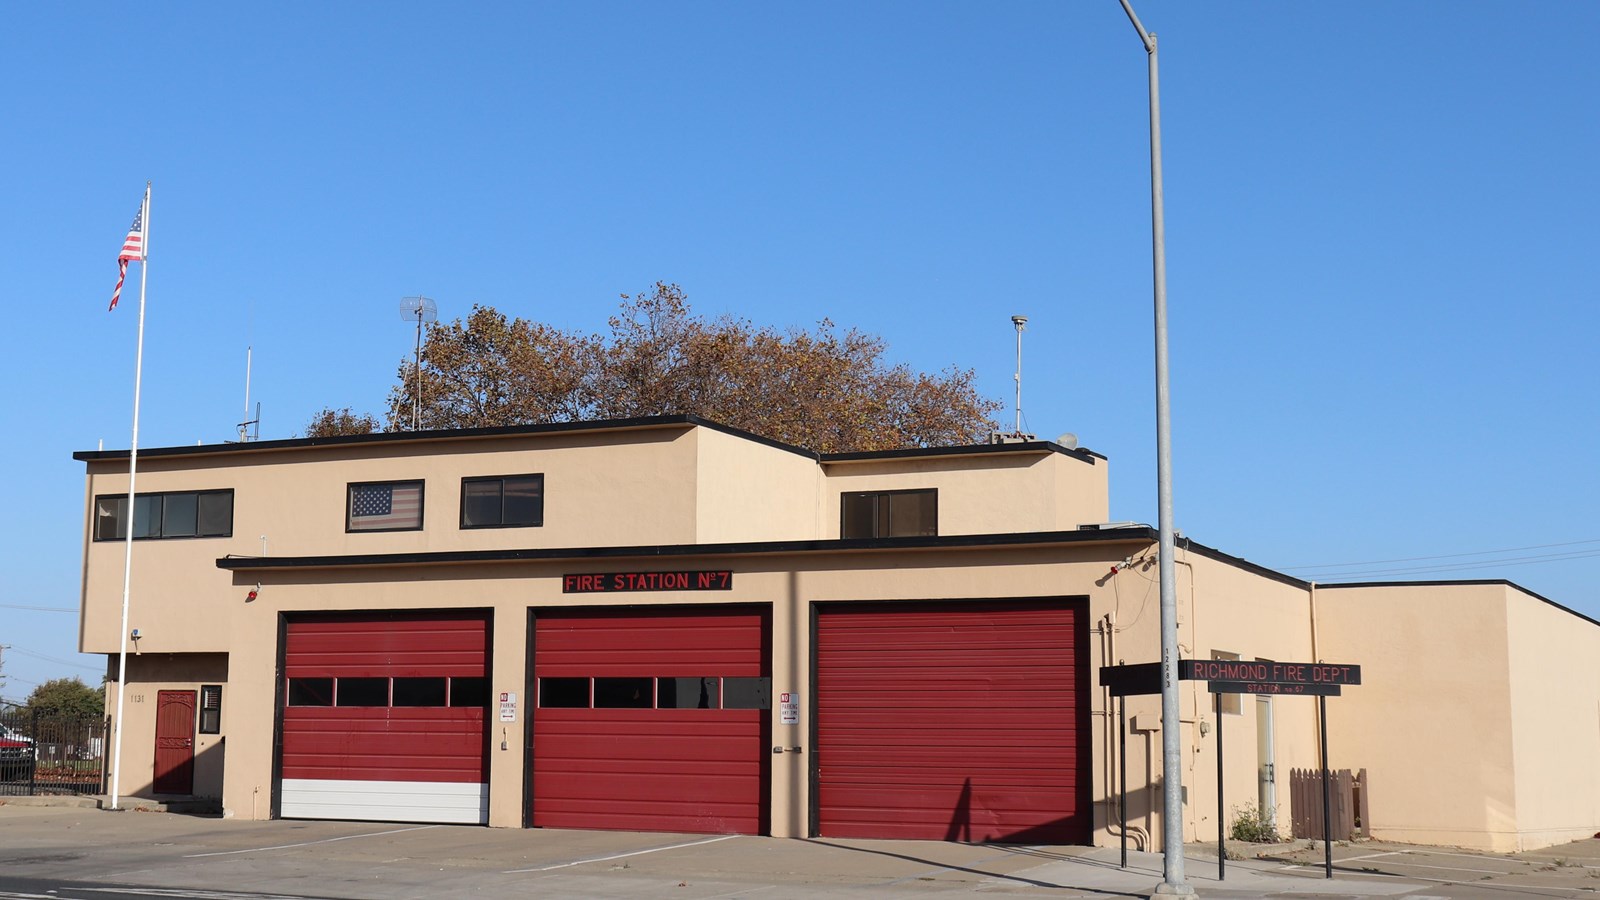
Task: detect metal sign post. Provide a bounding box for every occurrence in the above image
[1320,694,1333,879]
[1106,659,1361,882]
[1120,694,1128,869]
[1193,662,1358,882]
[1215,691,1224,881]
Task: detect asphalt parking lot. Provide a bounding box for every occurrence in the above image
[1,802,1597,899]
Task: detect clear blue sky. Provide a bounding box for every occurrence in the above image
[2,2,1596,699]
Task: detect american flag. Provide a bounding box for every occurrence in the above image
[108,201,145,311]
[349,482,423,530]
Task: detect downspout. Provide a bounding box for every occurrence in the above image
[1098,610,1151,852]
[1309,581,1323,769]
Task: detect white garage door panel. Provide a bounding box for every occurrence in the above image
[280,778,488,824]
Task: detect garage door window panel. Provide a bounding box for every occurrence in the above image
[336,677,389,707]
[540,677,590,708]
[288,678,333,707]
[721,677,771,709]
[393,677,447,707]
[658,677,719,709]
[594,677,653,708]
[450,676,488,707]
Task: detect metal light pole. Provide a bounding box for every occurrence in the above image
[1117,1,1190,895]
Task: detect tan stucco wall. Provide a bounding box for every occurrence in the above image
[1175,551,1320,845]
[1316,583,1520,851]
[691,428,824,543]
[1505,588,1600,850]
[821,450,1108,536]
[104,653,228,802]
[1084,548,1321,850]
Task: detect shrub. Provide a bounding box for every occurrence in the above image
[1229,803,1282,843]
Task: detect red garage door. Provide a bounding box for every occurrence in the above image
[815,599,1089,843]
[531,606,770,835]
[279,611,490,824]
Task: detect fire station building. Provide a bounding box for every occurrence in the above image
[74,415,1600,851]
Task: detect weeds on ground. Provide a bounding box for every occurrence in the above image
[1229,803,1282,843]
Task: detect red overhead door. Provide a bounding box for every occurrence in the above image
[815,599,1089,843]
[531,606,770,835]
[279,611,490,824]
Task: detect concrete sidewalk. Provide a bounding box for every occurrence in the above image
[2,801,1597,898]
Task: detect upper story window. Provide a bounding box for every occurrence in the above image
[461,474,544,529]
[347,480,424,532]
[94,490,233,541]
[840,488,937,539]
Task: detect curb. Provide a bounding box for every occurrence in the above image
[0,795,220,814]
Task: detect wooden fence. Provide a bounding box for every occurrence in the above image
[1290,767,1369,841]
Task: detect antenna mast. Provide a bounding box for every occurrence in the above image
[399,296,438,431]
[236,346,260,442]
[1011,315,1028,435]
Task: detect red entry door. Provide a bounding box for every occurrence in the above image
[153,690,196,795]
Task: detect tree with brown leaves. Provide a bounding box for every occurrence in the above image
[303,407,380,438]
[313,283,1001,453]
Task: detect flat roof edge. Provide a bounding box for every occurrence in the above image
[1176,538,1312,590]
[74,415,714,462]
[1314,579,1599,629]
[217,527,1161,571]
[821,440,1103,465]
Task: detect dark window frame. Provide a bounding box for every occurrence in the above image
[345,479,426,533]
[198,684,222,734]
[840,488,938,539]
[92,489,235,542]
[459,473,545,530]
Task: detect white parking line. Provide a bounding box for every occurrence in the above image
[1409,848,1523,862]
[1338,850,1406,863]
[78,883,321,890]
[1272,849,1403,873]
[181,824,441,858]
[504,834,740,873]
[1371,860,1521,875]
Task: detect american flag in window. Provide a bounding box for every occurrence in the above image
[349,482,423,530]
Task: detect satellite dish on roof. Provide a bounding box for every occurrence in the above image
[1056,432,1079,449]
[400,295,437,324]
[400,296,438,431]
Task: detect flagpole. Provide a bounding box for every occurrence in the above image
[111,182,150,811]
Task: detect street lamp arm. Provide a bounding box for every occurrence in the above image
[1118,0,1156,53]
